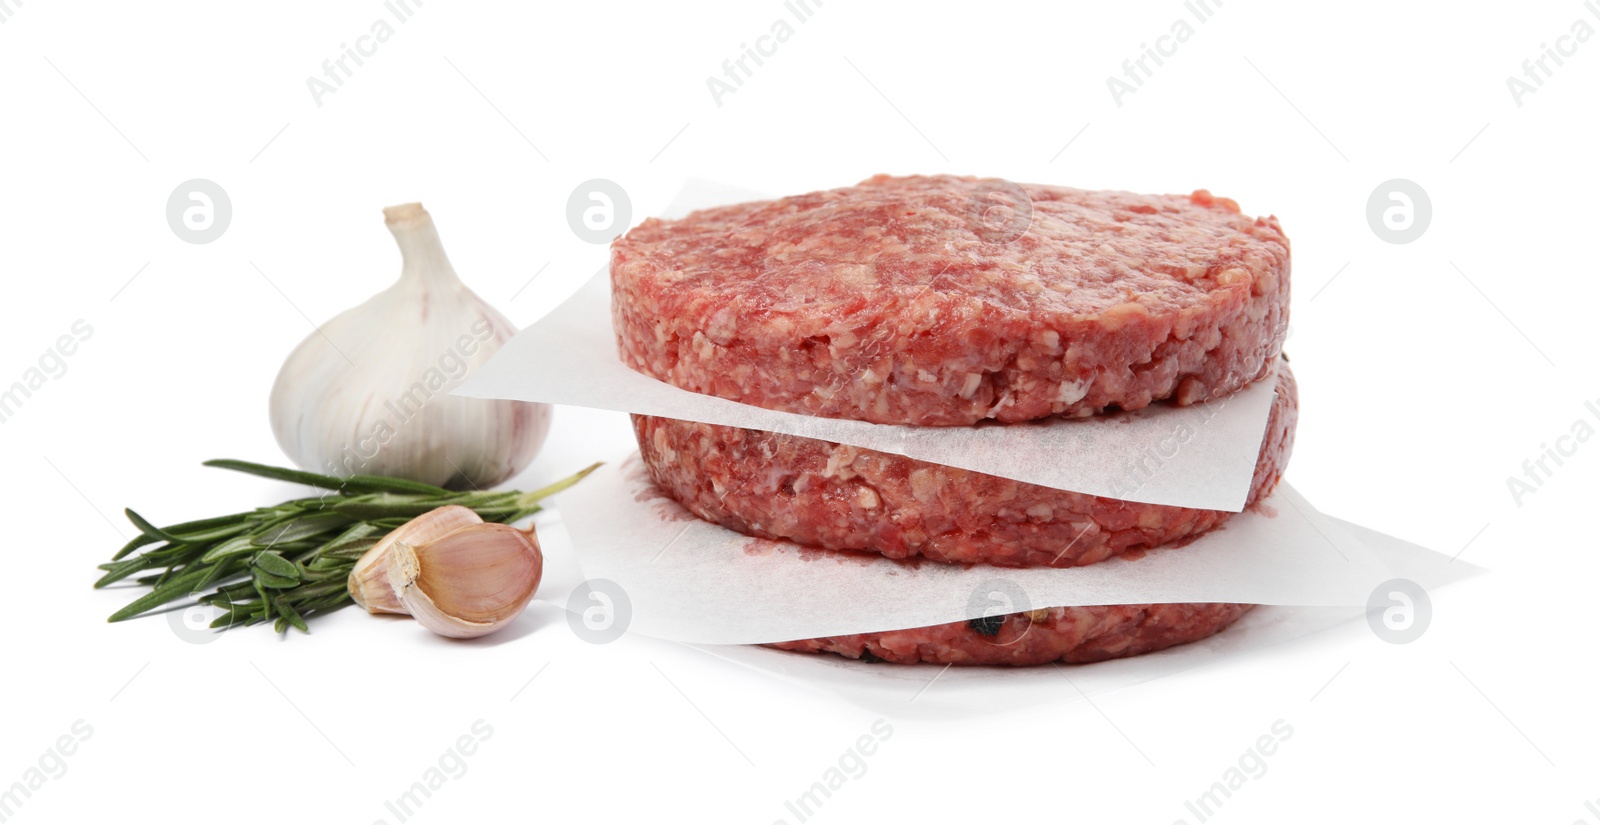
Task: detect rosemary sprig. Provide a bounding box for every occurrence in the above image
[97,458,600,633]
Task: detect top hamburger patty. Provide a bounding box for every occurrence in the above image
[611,174,1291,426]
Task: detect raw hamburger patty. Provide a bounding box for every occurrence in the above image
[612,174,1291,426]
[633,363,1296,569]
[768,603,1255,666]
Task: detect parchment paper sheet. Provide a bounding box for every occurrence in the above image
[531,477,1478,717]
[553,456,1403,646]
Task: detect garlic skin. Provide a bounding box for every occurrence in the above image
[269,203,550,489]
[386,523,544,639]
[348,504,483,614]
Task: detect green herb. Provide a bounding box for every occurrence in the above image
[97,458,599,633]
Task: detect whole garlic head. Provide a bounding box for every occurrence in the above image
[269,203,550,489]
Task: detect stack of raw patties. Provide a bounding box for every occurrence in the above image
[608,174,1296,666]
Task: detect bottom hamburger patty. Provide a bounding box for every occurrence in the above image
[633,363,1296,569]
[767,603,1255,666]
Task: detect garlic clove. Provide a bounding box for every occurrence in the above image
[268,202,552,490]
[385,523,543,639]
[348,505,483,614]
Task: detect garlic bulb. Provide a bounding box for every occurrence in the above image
[348,506,544,639]
[269,203,550,489]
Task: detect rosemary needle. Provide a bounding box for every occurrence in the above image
[97,458,600,632]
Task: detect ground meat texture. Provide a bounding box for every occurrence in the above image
[632,364,1296,569]
[768,603,1255,666]
[612,175,1290,426]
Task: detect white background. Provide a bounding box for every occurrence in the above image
[2,0,1596,822]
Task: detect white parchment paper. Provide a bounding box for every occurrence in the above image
[530,491,1479,717]
[554,456,1401,646]
[457,180,1281,512]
